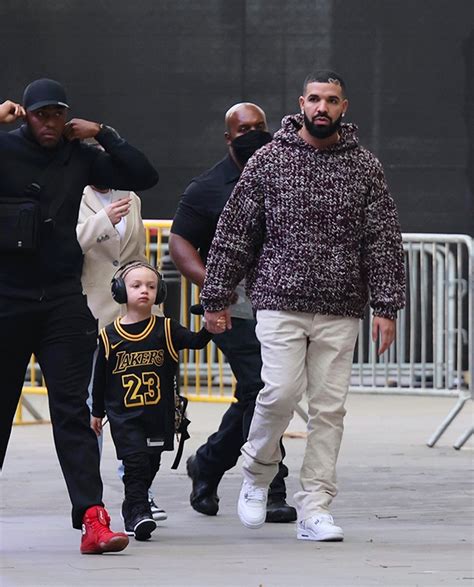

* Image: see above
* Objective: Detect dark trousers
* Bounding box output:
[0,293,103,529]
[122,452,161,509]
[195,317,288,499]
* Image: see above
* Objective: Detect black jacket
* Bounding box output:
[0,125,159,300]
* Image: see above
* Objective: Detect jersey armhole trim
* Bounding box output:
[100,329,110,361]
[165,318,179,362]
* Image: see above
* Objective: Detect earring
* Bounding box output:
[342,113,345,117]
[301,110,304,114]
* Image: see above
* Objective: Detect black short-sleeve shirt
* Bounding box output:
[170,155,240,263]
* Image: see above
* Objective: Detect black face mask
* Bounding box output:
[231,130,272,167]
[303,112,343,139]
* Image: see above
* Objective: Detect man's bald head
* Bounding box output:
[224,103,267,134]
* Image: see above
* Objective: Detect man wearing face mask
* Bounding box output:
[169,103,296,523]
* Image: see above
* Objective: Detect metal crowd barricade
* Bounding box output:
[350,233,472,447]
[16,227,473,450]
[352,234,472,393]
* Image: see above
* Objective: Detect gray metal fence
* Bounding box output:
[352,234,472,395]
[351,233,473,448]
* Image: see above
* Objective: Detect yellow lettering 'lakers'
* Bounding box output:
[113,349,164,374]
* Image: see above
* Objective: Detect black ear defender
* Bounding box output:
[111,261,167,305]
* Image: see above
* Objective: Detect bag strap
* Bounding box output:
[171,394,190,470]
[24,140,75,222]
[171,414,191,470]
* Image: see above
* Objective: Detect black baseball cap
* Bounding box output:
[22,78,70,112]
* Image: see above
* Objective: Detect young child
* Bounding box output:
[91,261,216,541]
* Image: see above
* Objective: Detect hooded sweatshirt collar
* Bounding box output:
[273,113,359,153]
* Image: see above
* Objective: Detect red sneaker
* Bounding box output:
[80,505,129,554]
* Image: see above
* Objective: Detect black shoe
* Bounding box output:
[186,455,219,516]
[122,500,157,541]
[265,497,297,523]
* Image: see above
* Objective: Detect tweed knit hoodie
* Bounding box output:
[201,114,405,320]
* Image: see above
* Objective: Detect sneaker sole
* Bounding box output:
[152,511,168,521]
[296,529,344,542]
[134,519,157,541]
[238,504,266,529]
[81,535,129,554]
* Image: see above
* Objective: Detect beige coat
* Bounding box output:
[77,186,147,329]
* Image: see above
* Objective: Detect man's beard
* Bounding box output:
[303,111,343,139]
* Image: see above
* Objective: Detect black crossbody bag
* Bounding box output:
[0,142,73,252]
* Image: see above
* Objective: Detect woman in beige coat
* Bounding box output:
[77,185,147,330]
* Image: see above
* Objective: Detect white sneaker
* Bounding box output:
[149,497,167,521]
[297,513,344,542]
[237,481,268,529]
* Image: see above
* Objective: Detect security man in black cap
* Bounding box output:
[0,79,159,554]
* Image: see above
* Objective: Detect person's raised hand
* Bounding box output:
[0,100,25,124]
[63,118,101,141]
[105,197,132,226]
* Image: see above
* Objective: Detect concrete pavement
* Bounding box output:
[1,394,473,587]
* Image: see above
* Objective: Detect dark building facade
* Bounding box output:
[1,0,472,234]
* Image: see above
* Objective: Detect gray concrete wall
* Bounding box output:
[0,0,472,233]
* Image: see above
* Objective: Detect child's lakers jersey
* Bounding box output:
[92,314,212,458]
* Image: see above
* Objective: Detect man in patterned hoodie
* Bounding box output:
[200,70,405,542]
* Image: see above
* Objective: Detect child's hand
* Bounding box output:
[204,309,231,333]
[202,315,226,332]
[91,416,103,437]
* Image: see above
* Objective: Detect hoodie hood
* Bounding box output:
[273,113,359,153]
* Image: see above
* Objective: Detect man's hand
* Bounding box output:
[91,416,103,437]
[372,316,396,355]
[0,100,25,124]
[106,197,132,226]
[204,308,232,334]
[63,118,101,141]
